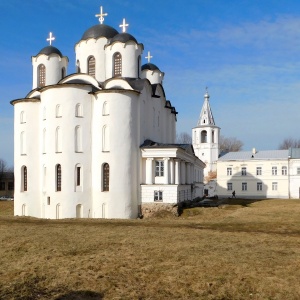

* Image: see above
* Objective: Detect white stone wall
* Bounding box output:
[289,159,300,198]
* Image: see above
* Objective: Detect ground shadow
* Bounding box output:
[55,290,104,300]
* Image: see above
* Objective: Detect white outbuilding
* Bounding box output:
[11,7,205,219]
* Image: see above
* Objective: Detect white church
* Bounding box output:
[11,6,206,219]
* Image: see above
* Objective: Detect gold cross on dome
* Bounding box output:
[145,51,153,63]
[46,32,55,45]
[119,18,129,33]
[95,6,107,24]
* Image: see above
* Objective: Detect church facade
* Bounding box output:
[11,7,205,219]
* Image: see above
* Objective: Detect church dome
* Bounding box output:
[108,32,138,45]
[141,63,160,71]
[81,24,118,40]
[37,46,63,57]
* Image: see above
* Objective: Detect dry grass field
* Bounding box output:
[1,199,300,300]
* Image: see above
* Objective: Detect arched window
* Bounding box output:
[102,163,109,191]
[56,164,62,191]
[282,166,287,175]
[43,129,46,153]
[22,166,27,192]
[113,52,122,77]
[75,126,82,152]
[76,60,81,73]
[201,130,207,143]
[56,104,62,117]
[20,111,26,124]
[212,130,215,143]
[88,56,95,77]
[38,64,46,87]
[102,125,109,152]
[137,55,141,78]
[56,127,62,153]
[75,103,83,117]
[61,67,65,79]
[102,101,109,116]
[20,131,26,155]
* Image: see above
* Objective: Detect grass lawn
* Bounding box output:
[1,199,300,299]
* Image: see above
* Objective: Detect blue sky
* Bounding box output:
[1,0,300,167]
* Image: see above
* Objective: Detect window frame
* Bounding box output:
[256,167,262,176]
[272,166,277,176]
[242,182,247,191]
[102,163,109,192]
[56,164,62,192]
[155,160,164,177]
[113,52,122,77]
[88,56,96,77]
[227,183,233,191]
[272,182,278,191]
[241,167,247,176]
[282,166,287,176]
[154,190,163,202]
[227,168,232,176]
[257,182,262,191]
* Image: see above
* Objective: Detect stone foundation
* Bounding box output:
[141,203,179,218]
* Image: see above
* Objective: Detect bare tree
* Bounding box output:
[205,170,217,183]
[0,159,8,181]
[219,135,243,152]
[278,138,300,150]
[176,132,192,144]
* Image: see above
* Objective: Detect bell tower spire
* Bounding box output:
[192,88,220,181]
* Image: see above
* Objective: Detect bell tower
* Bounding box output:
[192,89,220,181]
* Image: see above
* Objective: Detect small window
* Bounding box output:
[8,182,14,191]
[61,67,66,79]
[272,166,277,176]
[88,56,95,77]
[113,52,122,77]
[38,64,46,87]
[201,130,207,143]
[102,125,109,152]
[22,166,27,192]
[155,160,164,177]
[56,105,62,118]
[257,182,262,191]
[227,183,232,191]
[272,182,278,191]
[102,163,109,191]
[154,191,163,202]
[20,111,26,124]
[47,197,50,205]
[20,131,26,155]
[56,164,62,191]
[76,166,81,186]
[43,107,46,120]
[75,126,82,152]
[56,127,62,153]
[227,168,232,176]
[256,167,262,175]
[282,166,287,176]
[242,182,247,191]
[102,101,109,116]
[241,167,247,176]
[76,60,81,73]
[75,103,83,117]
[0,182,5,190]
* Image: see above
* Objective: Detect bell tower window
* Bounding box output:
[113,53,122,77]
[38,64,46,87]
[88,56,95,77]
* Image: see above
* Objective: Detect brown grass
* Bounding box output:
[1,199,300,299]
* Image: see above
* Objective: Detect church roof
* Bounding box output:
[81,24,119,40]
[140,139,191,150]
[108,32,138,45]
[37,46,63,57]
[218,150,289,161]
[141,63,160,71]
[196,91,215,127]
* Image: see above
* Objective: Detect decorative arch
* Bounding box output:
[55,127,62,152]
[43,128,46,154]
[76,204,83,218]
[38,64,46,87]
[113,52,122,77]
[88,56,95,77]
[20,131,26,155]
[56,104,62,117]
[201,130,207,143]
[102,125,109,152]
[20,111,26,124]
[102,101,109,116]
[75,126,82,152]
[102,163,109,191]
[43,107,46,120]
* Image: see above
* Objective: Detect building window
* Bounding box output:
[227,183,232,191]
[20,111,26,124]
[76,60,81,73]
[282,166,287,175]
[76,166,81,186]
[61,67,65,79]
[154,191,163,202]
[56,104,62,117]
[102,125,109,152]
[102,163,109,191]
[257,182,262,191]
[56,164,62,191]
[75,103,83,117]
[201,130,207,143]
[23,166,27,192]
[88,56,95,77]
[75,126,82,152]
[272,166,277,175]
[43,107,46,120]
[102,101,109,116]
[272,182,278,191]
[20,131,26,155]
[227,168,232,176]
[8,182,14,190]
[56,127,62,153]
[256,167,262,175]
[242,182,247,191]
[38,64,46,87]
[241,167,247,176]
[0,182,5,190]
[155,160,164,177]
[113,52,122,77]
[138,55,141,78]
